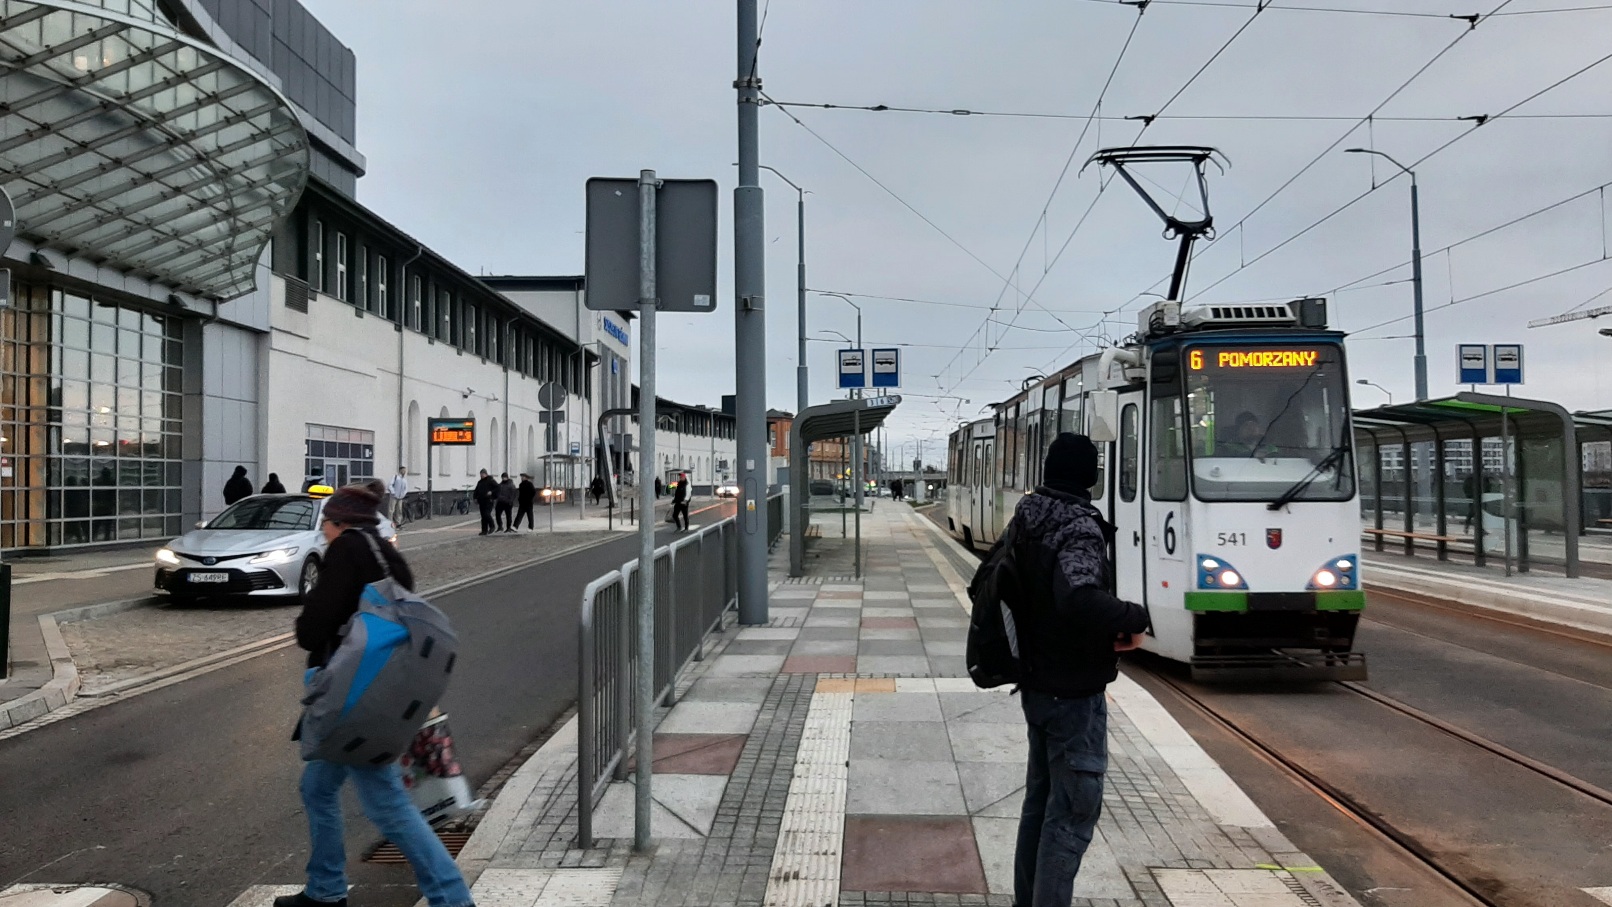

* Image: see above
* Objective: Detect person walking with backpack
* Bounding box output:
[495,473,517,532]
[1001,433,1149,907]
[282,485,475,907]
[473,469,498,535]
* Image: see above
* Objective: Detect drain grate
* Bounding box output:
[365,829,472,864]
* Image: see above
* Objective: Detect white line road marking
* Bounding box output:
[1584,887,1612,905]
[221,886,302,907]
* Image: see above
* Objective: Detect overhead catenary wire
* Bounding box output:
[764,99,1612,125]
[1350,255,1612,336]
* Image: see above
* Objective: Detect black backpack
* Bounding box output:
[966,523,1026,689]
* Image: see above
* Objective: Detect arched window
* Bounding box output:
[407,400,422,475]
[490,417,501,475]
[438,406,452,476]
[465,410,477,476]
[527,426,536,476]
[509,422,517,475]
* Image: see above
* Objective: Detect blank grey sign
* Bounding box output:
[585,177,718,313]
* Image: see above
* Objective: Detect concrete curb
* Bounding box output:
[454,714,579,887]
[1366,561,1612,637]
[0,532,625,734]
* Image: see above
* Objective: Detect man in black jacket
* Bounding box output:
[283,485,474,907]
[670,471,691,531]
[473,469,497,535]
[1008,433,1149,907]
[223,465,253,506]
[515,474,537,530]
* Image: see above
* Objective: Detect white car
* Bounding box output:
[715,483,740,498]
[154,491,398,601]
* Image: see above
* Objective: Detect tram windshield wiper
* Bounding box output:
[1266,442,1351,512]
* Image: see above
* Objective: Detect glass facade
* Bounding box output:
[304,424,375,489]
[0,280,184,549]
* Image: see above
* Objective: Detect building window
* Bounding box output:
[304,424,375,488]
[335,233,348,301]
[439,290,452,343]
[377,256,390,318]
[410,275,422,330]
[311,220,324,291]
[358,248,369,310]
[465,304,478,355]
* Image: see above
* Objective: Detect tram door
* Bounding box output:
[1111,397,1147,607]
[977,437,996,543]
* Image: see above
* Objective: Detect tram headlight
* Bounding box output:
[1197,555,1248,590]
[1308,555,1358,590]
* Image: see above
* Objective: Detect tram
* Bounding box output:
[947,297,1366,680]
[949,145,1366,679]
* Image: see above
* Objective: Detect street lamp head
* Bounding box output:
[1600,327,1612,337]
[1344,148,1369,154]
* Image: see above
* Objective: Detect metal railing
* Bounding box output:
[577,496,782,847]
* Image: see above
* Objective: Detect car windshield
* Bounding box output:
[208,497,317,530]
[1184,344,1355,502]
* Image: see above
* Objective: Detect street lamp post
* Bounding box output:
[1355,378,1393,406]
[756,166,808,420]
[1346,148,1427,402]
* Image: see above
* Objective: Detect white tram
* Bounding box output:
[948,298,1366,680]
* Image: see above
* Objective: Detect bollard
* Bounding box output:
[0,563,10,679]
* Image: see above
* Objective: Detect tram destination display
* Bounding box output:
[1188,347,1325,370]
[428,418,476,445]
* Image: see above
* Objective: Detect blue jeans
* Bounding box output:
[299,759,474,907]
[1014,689,1108,907]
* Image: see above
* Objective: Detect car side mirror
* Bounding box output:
[195,521,208,530]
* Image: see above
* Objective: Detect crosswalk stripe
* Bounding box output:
[0,886,138,907]
[221,885,303,907]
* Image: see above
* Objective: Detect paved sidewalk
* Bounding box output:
[454,504,1363,906]
[1364,548,1612,636]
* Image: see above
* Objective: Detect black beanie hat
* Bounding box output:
[323,485,380,526]
[1043,432,1099,495]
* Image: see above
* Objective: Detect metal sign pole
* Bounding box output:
[734,0,769,626]
[634,168,659,852]
[425,443,433,520]
[853,406,862,578]
[1502,388,1512,577]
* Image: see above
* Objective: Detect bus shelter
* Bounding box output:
[1352,392,1583,577]
[789,396,900,577]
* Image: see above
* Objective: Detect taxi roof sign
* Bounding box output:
[306,484,335,498]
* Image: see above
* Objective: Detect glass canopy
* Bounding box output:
[0,0,309,299]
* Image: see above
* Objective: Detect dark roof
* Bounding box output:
[479,274,634,320]
[767,409,795,420]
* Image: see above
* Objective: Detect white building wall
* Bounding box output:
[264,276,598,498]
[199,322,261,518]
[648,425,737,490]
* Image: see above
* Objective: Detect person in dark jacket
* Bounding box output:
[262,473,287,494]
[223,465,253,506]
[654,476,663,498]
[515,474,537,530]
[495,474,516,532]
[473,469,497,535]
[283,485,474,907]
[1006,433,1149,907]
[671,471,691,531]
[589,474,606,506]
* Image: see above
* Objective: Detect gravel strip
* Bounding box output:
[59,529,619,694]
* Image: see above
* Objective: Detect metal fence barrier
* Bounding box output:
[576,494,781,846]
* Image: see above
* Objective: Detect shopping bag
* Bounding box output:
[398,711,481,825]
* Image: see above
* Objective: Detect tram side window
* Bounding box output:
[1150,394,1188,501]
[1119,404,1139,502]
[1060,376,1082,434]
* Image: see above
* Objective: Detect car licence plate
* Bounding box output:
[189,572,228,583]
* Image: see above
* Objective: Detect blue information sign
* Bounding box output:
[838,348,866,389]
[1457,344,1490,385]
[871,348,900,388]
[1492,344,1523,384]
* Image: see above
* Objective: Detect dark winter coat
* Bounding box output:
[496,478,517,507]
[261,476,287,494]
[1005,487,1149,697]
[518,479,537,507]
[223,466,253,505]
[672,480,689,504]
[474,475,498,505]
[295,527,414,669]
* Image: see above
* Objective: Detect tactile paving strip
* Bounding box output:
[762,684,854,907]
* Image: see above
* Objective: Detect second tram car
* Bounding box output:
[948,298,1366,680]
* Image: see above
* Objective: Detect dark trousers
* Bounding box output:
[478,500,494,534]
[515,503,534,529]
[1015,689,1107,907]
[495,502,513,531]
[672,500,690,530]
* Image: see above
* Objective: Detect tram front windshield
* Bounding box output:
[1184,344,1354,502]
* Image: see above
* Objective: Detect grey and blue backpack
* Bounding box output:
[299,532,459,766]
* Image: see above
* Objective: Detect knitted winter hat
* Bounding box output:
[323,485,380,526]
[1042,432,1099,495]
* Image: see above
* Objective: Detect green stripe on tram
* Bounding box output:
[1316,590,1366,611]
[1184,592,1248,612]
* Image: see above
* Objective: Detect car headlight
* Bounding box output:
[156,548,180,567]
[248,547,299,566]
[1308,555,1357,590]
[1196,554,1248,590]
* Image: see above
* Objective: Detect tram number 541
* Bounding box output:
[1216,532,1247,546]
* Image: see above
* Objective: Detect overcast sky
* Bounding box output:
[304,0,1612,460]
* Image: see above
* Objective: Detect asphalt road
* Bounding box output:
[0,509,729,907]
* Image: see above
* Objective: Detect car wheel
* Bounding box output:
[299,556,321,597]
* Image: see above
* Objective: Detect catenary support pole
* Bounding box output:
[1410,174,1428,402]
[734,0,769,625]
[634,168,658,851]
